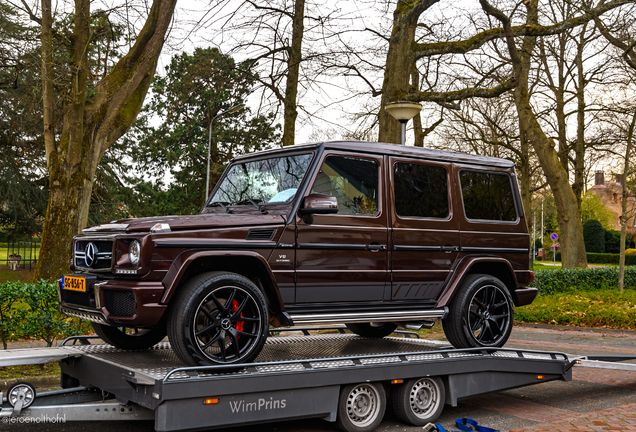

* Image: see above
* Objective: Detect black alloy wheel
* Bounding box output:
[168,272,268,366]
[443,274,513,348]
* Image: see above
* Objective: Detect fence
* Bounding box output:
[2,238,41,271]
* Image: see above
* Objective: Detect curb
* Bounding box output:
[0,375,59,393]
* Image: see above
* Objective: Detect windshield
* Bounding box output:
[209,153,314,206]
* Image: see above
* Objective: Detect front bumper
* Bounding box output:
[57,275,167,327]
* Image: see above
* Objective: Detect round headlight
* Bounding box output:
[129,240,141,266]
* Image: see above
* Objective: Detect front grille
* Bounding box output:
[103,290,136,316]
[75,239,113,271]
[246,228,276,240]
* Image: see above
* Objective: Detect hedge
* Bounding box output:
[554,252,636,265]
[0,281,92,349]
[533,267,636,295]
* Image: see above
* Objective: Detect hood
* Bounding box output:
[82,213,287,234]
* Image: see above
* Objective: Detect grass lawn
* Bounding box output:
[0,363,60,380]
[0,267,35,283]
[515,289,636,329]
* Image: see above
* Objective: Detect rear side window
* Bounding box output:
[393,162,449,218]
[460,171,517,221]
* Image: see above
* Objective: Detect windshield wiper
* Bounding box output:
[207,201,232,214]
[235,198,268,214]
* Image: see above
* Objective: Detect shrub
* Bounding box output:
[534,238,543,251]
[626,248,636,255]
[604,229,623,254]
[533,267,636,295]
[0,281,92,347]
[555,252,636,265]
[583,219,605,253]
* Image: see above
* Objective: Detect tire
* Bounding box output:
[336,382,386,432]
[7,382,36,408]
[92,323,166,350]
[442,274,514,349]
[345,322,397,338]
[167,271,269,366]
[392,377,445,425]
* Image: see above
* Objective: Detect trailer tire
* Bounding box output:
[345,322,397,338]
[92,323,167,350]
[442,274,513,348]
[7,382,36,408]
[167,271,269,366]
[392,376,445,425]
[336,382,386,432]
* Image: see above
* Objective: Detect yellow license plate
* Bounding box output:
[64,276,86,292]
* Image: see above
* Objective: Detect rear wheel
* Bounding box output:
[336,382,386,432]
[345,322,397,338]
[167,271,269,366]
[392,376,445,425]
[442,274,513,348]
[92,323,166,350]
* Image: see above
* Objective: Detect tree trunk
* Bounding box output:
[618,112,636,292]
[34,0,177,281]
[281,0,305,147]
[379,1,439,143]
[573,26,588,209]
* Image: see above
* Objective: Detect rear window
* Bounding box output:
[393,162,449,218]
[460,171,517,221]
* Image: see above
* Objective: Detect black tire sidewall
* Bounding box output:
[168,272,269,366]
[91,322,166,350]
[443,274,514,348]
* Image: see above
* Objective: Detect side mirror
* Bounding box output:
[299,194,338,224]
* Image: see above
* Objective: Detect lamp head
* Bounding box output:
[385,101,422,122]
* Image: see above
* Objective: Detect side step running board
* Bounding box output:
[289,308,447,325]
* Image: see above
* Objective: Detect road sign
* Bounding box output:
[550,233,558,241]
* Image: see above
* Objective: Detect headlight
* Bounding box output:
[129,240,141,266]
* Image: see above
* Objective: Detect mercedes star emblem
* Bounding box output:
[85,242,97,268]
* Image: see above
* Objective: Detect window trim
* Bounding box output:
[306,152,383,218]
[391,159,452,221]
[458,168,520,224]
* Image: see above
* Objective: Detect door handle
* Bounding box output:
[367,243,387,252]
[441,245,458,253]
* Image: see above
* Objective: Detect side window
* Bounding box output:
[394,162,449,218]
[460,171,517,221]
[310,156,379,215]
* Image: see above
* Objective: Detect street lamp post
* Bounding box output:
[205,103,245,200]
[385,102,423,145]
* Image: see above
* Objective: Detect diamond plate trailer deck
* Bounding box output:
[0,330,579,431]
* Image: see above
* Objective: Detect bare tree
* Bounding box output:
[33,0,177,281]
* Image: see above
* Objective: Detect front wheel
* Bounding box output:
[167,271,269,366]
[345,322,397,338]
[442,274,513,348]
[336,382,386,432]
[92,323,166,350]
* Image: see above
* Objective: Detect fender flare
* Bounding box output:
[159,249,285,313]
[436,256,519,307]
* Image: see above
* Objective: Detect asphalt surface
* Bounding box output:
[2,324,636,432]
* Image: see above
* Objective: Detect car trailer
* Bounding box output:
[1,328,636,432]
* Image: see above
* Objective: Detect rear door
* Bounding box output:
[389,157,460,302]
[295,152,389,303]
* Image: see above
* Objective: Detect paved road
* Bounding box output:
[2,324,636,432]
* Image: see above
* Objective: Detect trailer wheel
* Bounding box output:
[92,323,167,350]
[443,274,513,348]
[336,382,386,432]
[168,272,269,366]
[392,377,444,425]
[345,322,397,338]
[7,382,36,409]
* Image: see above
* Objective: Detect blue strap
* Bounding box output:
[434,418,499,432]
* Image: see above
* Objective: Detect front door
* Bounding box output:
[295,152,388,303]
[389,157,460,302]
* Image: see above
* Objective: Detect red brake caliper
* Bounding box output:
[231,300,244,338]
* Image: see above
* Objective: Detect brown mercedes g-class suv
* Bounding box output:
[59,141,536,365]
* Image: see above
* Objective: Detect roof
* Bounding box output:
[233,141,516,169]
